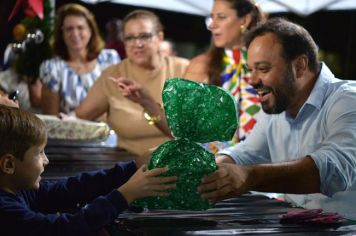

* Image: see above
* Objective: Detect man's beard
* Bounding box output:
[260,64,297,114]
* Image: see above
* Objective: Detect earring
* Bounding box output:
[240,25,246,34]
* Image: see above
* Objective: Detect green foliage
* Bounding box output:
[14,0,53,81]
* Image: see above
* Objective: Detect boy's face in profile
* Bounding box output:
[12,141,49,192]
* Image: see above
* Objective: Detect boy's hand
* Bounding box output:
[118,165,177,204]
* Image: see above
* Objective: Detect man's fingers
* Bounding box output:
[200,184,232,201]
[198,175,230,193]
[201,167,228,184]
[197,181,216,193]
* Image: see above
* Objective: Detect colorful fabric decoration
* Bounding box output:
[203,48,262,154]
[136,78,237,210]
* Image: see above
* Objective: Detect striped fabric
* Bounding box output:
[40,49,120,114]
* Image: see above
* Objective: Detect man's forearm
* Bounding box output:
[248,156,321,194]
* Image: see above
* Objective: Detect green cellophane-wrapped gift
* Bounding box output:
[136,78,237,210]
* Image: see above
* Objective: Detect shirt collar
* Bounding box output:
[285,62,334,122]
[304,62,335,111]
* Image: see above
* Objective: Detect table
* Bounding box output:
[41,139,356,235]
[43,138,136,180]
[112,193,356,235]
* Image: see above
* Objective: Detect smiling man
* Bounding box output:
[198,18,356,220]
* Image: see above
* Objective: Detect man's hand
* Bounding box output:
[198,163,252,202]
[215,154,236,164]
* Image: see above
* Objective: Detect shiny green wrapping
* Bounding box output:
[137,78,237,210]
[137,139,216,210]
[163,78,237,142]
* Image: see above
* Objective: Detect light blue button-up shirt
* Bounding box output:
[219,63,356,220]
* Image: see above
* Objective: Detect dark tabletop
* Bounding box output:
[112,193,356,236]
[43,138,136,180]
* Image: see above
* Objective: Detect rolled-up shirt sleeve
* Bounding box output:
[309,88,356,197]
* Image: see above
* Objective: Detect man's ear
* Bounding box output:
[0,154,16,174]
[293,55,308,78]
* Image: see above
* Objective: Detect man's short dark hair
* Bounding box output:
[244,17,319,73]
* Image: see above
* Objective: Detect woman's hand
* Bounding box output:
[108,76,154,107]
[118,165,177,204]
[108,76,173,137]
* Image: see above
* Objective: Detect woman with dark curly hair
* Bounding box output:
[184,0,266,153]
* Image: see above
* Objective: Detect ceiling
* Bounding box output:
[80,0,356,17]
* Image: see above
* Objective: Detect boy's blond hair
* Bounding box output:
[0,105,47,160]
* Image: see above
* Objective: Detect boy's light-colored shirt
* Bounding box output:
[219,63,356,220]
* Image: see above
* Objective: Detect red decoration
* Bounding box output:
[8,0,44,21]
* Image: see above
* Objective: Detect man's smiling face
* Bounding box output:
[247,33,297,114]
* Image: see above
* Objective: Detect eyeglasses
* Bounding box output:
[123,32,155,45]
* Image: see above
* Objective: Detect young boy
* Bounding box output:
[0,105,176,236]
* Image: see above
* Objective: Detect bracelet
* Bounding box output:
[143,112,161,125]
[143,103,163,125]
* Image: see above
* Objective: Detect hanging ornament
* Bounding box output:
[11,42,26,54]
[11,28,44,55]
[25,29,44,44]
[13,23,27,41]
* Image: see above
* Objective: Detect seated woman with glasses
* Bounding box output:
[75,9,189,157]
[184,0,266,153]
[40,4,120,115]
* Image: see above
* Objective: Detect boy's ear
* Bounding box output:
[0,154,16,174]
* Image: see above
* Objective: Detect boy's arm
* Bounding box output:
[36,161,137,213]
[0,188,129,236]
[0,162,176,236]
